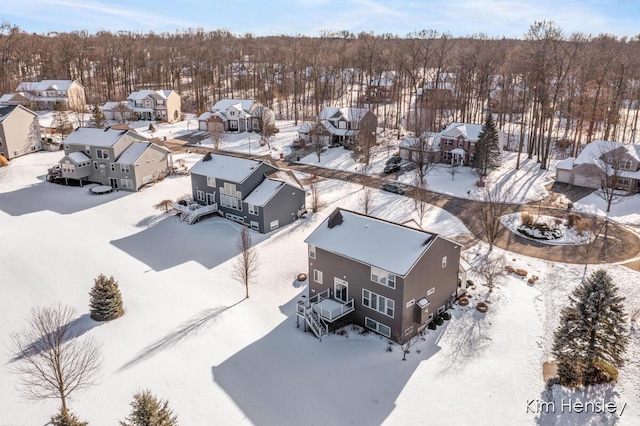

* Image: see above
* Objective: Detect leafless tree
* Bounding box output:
[154,199,174,213]
[232,226,259,299]
[112,103,131,125]
[206,118,225,150]
[309,121,327,163]
[358,173,373,215]
[576,218,605,280]
[413,174,431,227]
[401,332,425,361]
[595,142,632,213]
[9,303,102,417]
[407,133,439,186]
[71,105,88,128]
[476,252,506,292]
[447,163,460,181]
[473,186,511,251]
[355,112,377,166]
[309,174,323,212]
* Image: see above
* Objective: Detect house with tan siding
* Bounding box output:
[0,105,41,160]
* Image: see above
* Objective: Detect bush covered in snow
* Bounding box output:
[517,221,563,241]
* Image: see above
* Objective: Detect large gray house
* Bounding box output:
[50,127,170,191]
[184,152,306,233]
[300,208,461,344]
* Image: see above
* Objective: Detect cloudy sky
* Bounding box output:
[1,0,638,39]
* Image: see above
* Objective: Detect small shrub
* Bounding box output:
[476,302,489,313]
[335,329,348,337]
[515,269,528,277]
[121,389,178,426]
[51,411,88,426]
[359,328,370,336]
[521,212,534,226]
[466,279,474,287]
[574,219,590,236]
[553,218,562,225]
[435,316,444,326]
[566,213,580,228]
[532,275,539,281]
[427,321,437,330]
[505,265,515,273]
[594,359,619,383]
[458,297,469,306]
[527,278,536,284]
[441,312,451,320]
[386,344,393,352]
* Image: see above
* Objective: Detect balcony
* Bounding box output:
[174,199,218,224]
[308,289,355,323]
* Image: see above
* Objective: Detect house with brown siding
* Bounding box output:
[300,208,461,344]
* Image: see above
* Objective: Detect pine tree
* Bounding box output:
[53,101,74,138]
[89,274,124,321]
[51,410,88,426]
[120,389,178,426]
[91,104,107,128]
[472,113,501,183]
[552,269,628,387]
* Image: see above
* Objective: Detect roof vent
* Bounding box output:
[327,210,344,229]
[202,152,212,162]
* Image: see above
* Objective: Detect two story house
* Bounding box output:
[12,80,86,111]
[51,127,170,191]
[299,208,461,344]
[299,107,377,150]
[0,105,41,160]
[400,122,505,167]
[197,99,275,133]
[555,140,640,192]
[127,90,182,123]
[184,153,306,232]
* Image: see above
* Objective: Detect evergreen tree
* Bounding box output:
[53,101,74,138]
[120,389,178,426]
[89,274,124,321]
[51,410,88,426]
[472,113,501,183]
[91,104,107,128]
[552,269,628,387]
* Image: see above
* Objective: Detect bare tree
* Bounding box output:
[112,103,131,125]
[595,142,632,213]
[358,173,373,215]
[407,133,439,185]
[476,252,506,292]
[575,217,605,280]
[206,118,225,150]
[401,332,425,361]
[309,122,327,163]
[473,186,511,251]
[447,162,460,181]
[232,226,259,299]
[309,174,323,212]
[9,304,102,417]
[355,111,377,166]
[71,105,88,128]
[154,199,174,213]
[413,174,431,227]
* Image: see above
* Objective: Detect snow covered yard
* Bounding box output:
[0,151,638,425]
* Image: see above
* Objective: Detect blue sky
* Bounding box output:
[1,0,639,38]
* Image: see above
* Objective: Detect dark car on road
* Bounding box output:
[382,183,405,195]
[383,163,401,174]
[386,155,402,165]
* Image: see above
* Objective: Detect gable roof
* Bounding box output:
[212,99,255,113]
[0,105,19,122]
[16,80,77,92]
[243,178,285,206]
[189,152,274,183]
[573,140,622,166]
[304,208,437,276]
[441,122,483,141]
[128,89,175,101]
[67,151,91,163]
[62,127,143,148]
[318,107,371,122]
[116,142,152,164]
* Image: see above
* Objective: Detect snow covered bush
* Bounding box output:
[89,274,124,321]
[120,389,178,426]
[51,410,88,426]
[517,221,563,241]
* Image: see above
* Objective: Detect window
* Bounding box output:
[442,256,447,268]
[142,175,153,184]
[93,161,98,170]
[248,204,258,215]
[371,266,396,288]
[406,299,415,308]
[437,306,446,314]
[405,326,414,335]
[230,110,236,117]
[110,163,116,172]
[84,145,90,154]
[428,313,434,322]
[443,139,453,146]
[120,179,133,189]
[427,287,435,296]
[196,190,205,202]
[220,194,241,210]
[207,176,216,187]
[250,221,259,231]
[308,245,316,259]
[362,289,395,318]
[223,182,236,195]
[96,149,109,159]
[270,220,279,230]
[621,160,633,170]
[225,213,244,223]
[365,317,391,338]
[313,269,323,284]
[120,164,130,173]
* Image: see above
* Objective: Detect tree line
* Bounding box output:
[1,21,640,161]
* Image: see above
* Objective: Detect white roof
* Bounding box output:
[0,94,17,102]
[243,178,284,206]
[189,153,266,183]
[212,99,255,113]
[399,132,439,150]
[102,101,126,110]
[574,140,622,165]
[128,89,174,101]
[67,151,91,163]
[318,107,370,122]
[16,80,76,92]
[116,142,151,164]
[441,122,483,141]
[62,128,135,148]
[555,157,575,170]
[304,209,435,276]
[268,170,303,190]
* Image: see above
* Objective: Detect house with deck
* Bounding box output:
[299,208,461,344]
[49,127,170,191]
[555,140,640,192]
[197,99,275,133]
[0,105,41,160]
[178,152,306,231]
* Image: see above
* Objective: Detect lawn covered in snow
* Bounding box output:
[0,151,638,425]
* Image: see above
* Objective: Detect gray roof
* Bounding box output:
[305,208,436,276]
[67,151,91,163]
[189,153,271,183]
[63,128,141,148]
[0,105,18,122]
[243,178,284,206]
[116,142,151,164]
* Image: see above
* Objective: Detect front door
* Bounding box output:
[334,278,348,303]
[109,177,118,189]
[206,193,216,205]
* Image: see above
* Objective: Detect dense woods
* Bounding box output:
[1,21,640,160]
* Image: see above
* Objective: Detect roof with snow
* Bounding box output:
[318,107,370,122]
[304,208,436,276]
[116,142,152,164]
[399,132,439,150]
[16,80,78,92]
[267,170,303,190]
[0,105,18,122]
[212,99,255,113]
[128,89,175,101]
[63,128,141,148]
[189,153,272,183]
[243,178,285,206]
[102,101,126,110]
[441,122,483,141]
[573,140,622,165]
[67,151,91,163]
[555,157,575,171]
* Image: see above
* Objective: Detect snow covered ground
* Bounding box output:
[1,151,638,425]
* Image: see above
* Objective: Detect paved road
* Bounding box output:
[172,143,640,266]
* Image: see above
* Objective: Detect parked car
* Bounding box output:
[385,155,402,165]
[383,163,401,174]
[382,183,405,195]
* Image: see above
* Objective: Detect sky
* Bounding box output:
[1,0,639,39]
